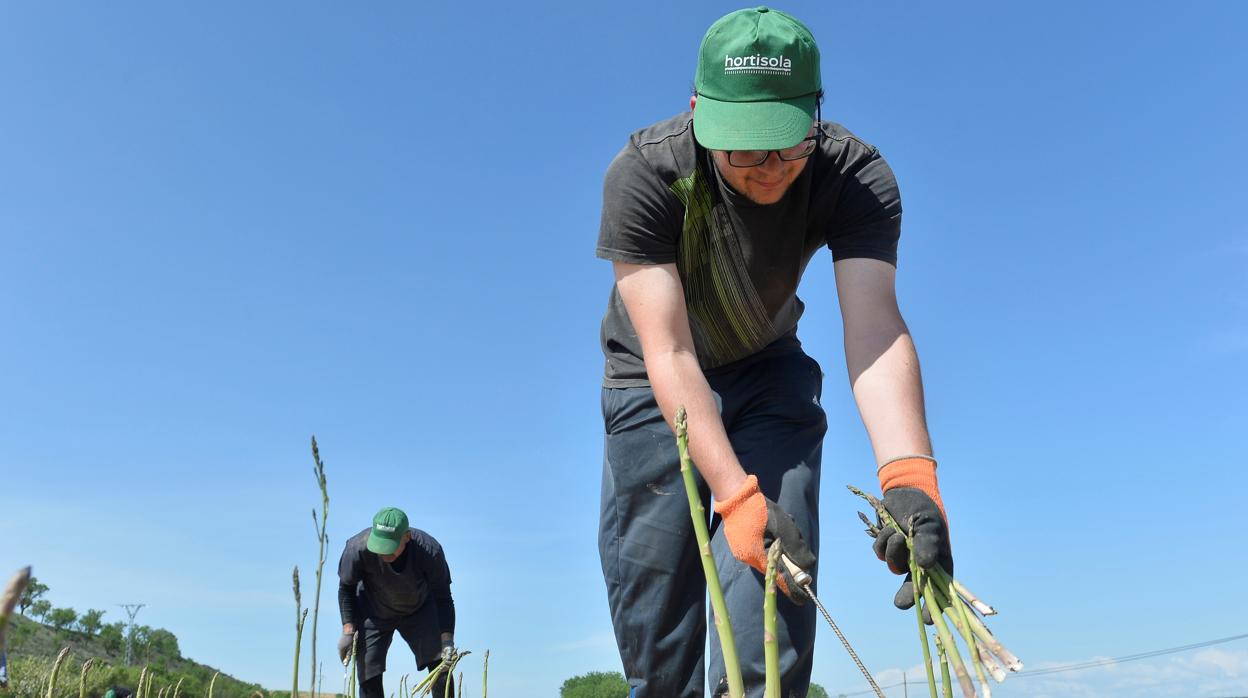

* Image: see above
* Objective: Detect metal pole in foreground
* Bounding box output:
[118,604,145,666]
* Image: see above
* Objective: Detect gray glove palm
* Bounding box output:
[337,632,356,666]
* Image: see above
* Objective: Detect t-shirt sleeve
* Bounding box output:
[337,541,361,587]
[825,148,903,265]
[595,141,683,265]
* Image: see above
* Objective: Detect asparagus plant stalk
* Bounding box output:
[911,557,937,698]
[208,672,219,698]
[675,407,744,698]
[136,667,149,698]
[920,579,974,697]
[849,484,1022,696]
[951,580,994,616]
[0,568,31,690]
[78,659,94,698]
[943,575,990,697]
[173,677,183,698]
[935,635,952,698]
[763,541,782,698]
[309,437,330,698]
[482,650,489,698]
[293,567,308,698]
[46,647,70,698]
[347,634,358,698]
[929,584,1019,674]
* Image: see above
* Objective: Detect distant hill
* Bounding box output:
[2,615,267,698]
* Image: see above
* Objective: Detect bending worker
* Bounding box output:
[337,507,456,698]
[596,6,954,696]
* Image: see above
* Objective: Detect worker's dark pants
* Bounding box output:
[356,604,451,698]
[599,351,825,698]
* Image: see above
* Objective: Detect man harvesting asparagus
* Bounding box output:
[595,7,954,696]
[337,507,456,698]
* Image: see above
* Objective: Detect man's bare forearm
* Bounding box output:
[846,324,933,467]
[645,348,748,501]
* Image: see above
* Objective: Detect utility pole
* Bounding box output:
[118,604,145,666]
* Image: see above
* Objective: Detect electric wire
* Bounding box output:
[833,632,1248,697]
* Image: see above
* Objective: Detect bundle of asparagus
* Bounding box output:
[849,485,1022,698]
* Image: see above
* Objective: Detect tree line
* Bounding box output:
[16,577,178,663]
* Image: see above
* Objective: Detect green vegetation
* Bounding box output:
[0,612,263,698]
[559,671,628,697]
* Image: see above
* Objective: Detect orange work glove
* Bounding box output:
[714,474,816,604]
[872,456,954,619]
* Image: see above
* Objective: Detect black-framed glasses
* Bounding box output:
[723,102,823,168]
[725,136,819,167]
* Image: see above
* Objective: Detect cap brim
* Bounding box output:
[367,533,400,555]
[693,93,816,151]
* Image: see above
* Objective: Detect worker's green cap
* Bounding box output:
[104,690,116,698]
[367,507,409,555]
[693,7,821,151]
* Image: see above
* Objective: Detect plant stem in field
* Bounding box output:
[482,649,488,698]
[921,579,974,697]
[309,437,330,698]
[0,567,31,641]
[763,541,781,698]
[347,634,358,698]
[293,567,307,698]
[943,575,989,698]
[948,577,994,616]
[173,677,183,698]
[929,584,1020,673]
[77,659,94,698]
[975,647,1006,683]
[136,668,148,698]
[676,407,744,698]
[46,647,70,698]
[0,568,30,689]
[208,672,219,698]
[910,561,937,698]
[935,635,952,698]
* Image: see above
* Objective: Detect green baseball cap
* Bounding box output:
[693,7,821,151]
[367,507,409,555]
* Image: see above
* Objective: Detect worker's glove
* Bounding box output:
[337,631,357,666]
[714,474,816,605]
[872,457,953,622]
[439,639,455,664]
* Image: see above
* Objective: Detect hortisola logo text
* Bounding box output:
[724,53,792,75]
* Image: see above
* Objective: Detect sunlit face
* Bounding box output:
[710,145,811,205]
[691,94,814,205]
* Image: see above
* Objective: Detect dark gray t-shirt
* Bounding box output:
[338,527,454,631]
[596,112,902,387]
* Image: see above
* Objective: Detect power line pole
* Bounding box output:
[118,604,145,666]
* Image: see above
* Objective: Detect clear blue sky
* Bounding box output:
[2,2,1245,696]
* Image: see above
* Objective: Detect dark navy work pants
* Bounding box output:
[598,351,826,698]
[355,601,450,698]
